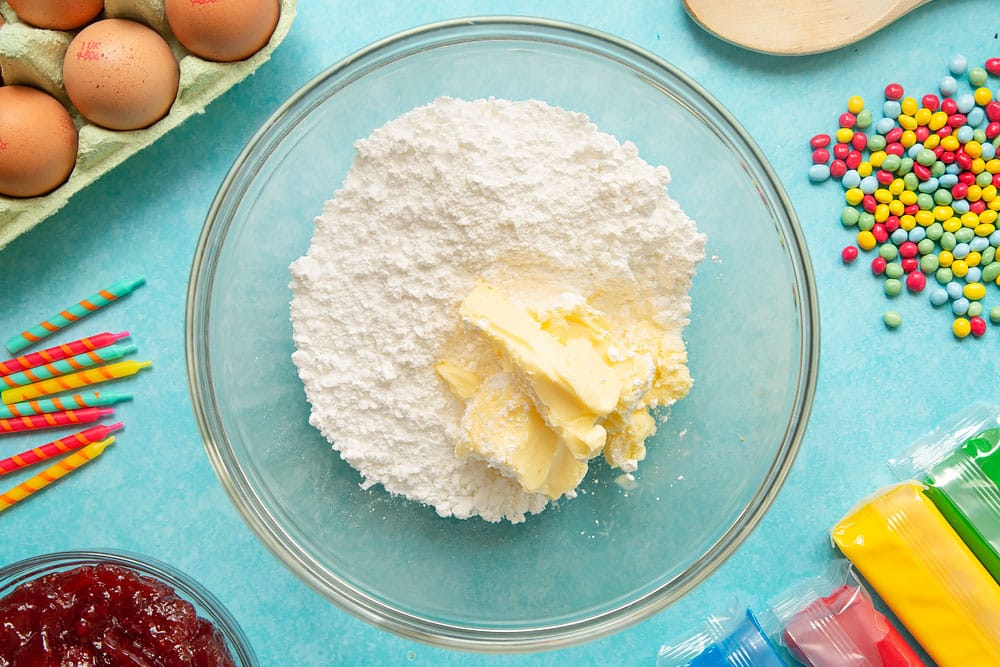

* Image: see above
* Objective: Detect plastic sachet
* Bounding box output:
[656,607,786,667]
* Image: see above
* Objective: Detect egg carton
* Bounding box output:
[0,0,297,250]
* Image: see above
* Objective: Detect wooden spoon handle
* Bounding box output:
[684,0,932,56]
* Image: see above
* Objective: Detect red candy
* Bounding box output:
[986,102,1000,123]
[906,271,926,292]
[959,171,977,185]
[846,150,862,169]
[948,113,967,128]
[921,94,940,111]
[971,200,987,214]
[956,152,973,170]
[904,204,920,216]
[871,256,887,275]
[932,145,945,158]
[912,163,931,181]
[987,122,1000,140]
[872,223,888,243]
[942,98,958,115]
[885,215,900,232]
[953,183,969,199]
[833,142,851,159]
[993,173,1000,189]
[898,241,918,259]
[885,127,903,143]
[941,150,957,164]
[986,57,1000,76]
[885,142,905,156]
[810,133,832,148]
[842,245,859,263]
[812,148,830,164]
[839,112,857,128]
[830,159,847,178]
[971,316,987,337]
[876,169,895,185]
[914,126,931,143]
[901,257,919,273]
[937,126,954,138]
[884,83,904,100]
[862,194,878,213]
[851,132,868,150]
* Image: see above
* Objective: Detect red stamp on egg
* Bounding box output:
[76,40,102,61]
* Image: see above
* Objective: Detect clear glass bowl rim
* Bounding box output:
[0,548,258,666]
[185,15,819,653]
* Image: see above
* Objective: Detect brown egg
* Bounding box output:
[63,19,179,131]
[0,86,78,198]
[7,0,104,31]
[165,0,279,62]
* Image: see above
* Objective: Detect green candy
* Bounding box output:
[883,310,902,328]
[881,154,901,172]
[982,261,1000,283]
[884,278,903,296]
[857,109,873,129]
[955,227,975,243]
[982,246,996,265]
[991,306,1000,324]
[941,231,957,250]
[917,148,937,166]
[931,161,946,178]
[936,267,954,284]
[917,193,935,210]
[858,213,875,230]
[898,157,914,176]
[919,254,939,275]
[970,67,988,87]
[841,206,860,227]
[918,238,936,255]
[903,172,919,190]
[968,301,984,318]
[926,222,944,240]
[977,172,993,188]
[885,262,904,279]
[879,243,899,260]
[868,135,887,152]
[974,128,987,144]
[934,189,953,205]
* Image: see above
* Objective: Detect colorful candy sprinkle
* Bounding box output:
[809,54,1000,338]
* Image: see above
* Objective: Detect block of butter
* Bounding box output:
[0,0,297,250]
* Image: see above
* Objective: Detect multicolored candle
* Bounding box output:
[0,331,130,377]
[0,392,132,420]
[1,360,151,404]
[0,423,123,475]
[5,277,146,354]
[1,343,138,389]
[0,407,114,435]
[0,437,114,512]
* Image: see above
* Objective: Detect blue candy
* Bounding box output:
[946,281,964,299]
[982,143,997,160]
[940,75,958,96]
[891,228,909,245]
[968,107,985,127]
[970,236,990,252]
[949,55,968,75]
[939,173,959,188]
[953,297,970,315]
[953,199,971,214]
[930,288,949,306]
[956,94,976,114]
[909,227,926,242]
[957,126,975,143]
[918,178,939,193]
[953,242,971,259]
[860,175,879,194]
[842,170,862,189]
[966,266,982,283]
[876,117,896,135]
[808,164,830,182]
[883,100,902,118]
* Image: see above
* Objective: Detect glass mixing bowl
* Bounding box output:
[0,549,257,665]
[186,17,818,652]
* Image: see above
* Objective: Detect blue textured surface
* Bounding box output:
[1,1,998,664]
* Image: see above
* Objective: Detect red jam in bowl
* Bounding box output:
[0,563,236,666]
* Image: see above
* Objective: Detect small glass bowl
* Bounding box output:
[187,17,818,652]
[0,549,257,666]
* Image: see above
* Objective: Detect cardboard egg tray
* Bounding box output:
[0,0,297,250]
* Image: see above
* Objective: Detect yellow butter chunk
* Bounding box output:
[831,482,1000,666]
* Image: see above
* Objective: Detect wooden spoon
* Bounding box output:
[683,0,932,56]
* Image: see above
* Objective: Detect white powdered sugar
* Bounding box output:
[289,97,704,523]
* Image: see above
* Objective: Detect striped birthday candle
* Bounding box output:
[0,423,123,475]
[0,407,114,435]
[6,277,145,353]
[0,438,114,512]
[1,343,137,388]
[1,360,151,404]
[0,332,130,377]
[0,392,132,420]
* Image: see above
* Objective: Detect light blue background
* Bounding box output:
[1,1,998,664]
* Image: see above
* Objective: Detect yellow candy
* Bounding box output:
[968,185,983,202]
[857,230,877,250]
[952,259,969,278]
[923,134,941,149]
[848,95,865,114]
[846,188,864,206]
[889,178,905,196]
[900,130,917,148]
[929,111,949,131]
[857,161,873,177]
[898,114,918,131]
[870,150,887,168]
[967,251,982,267]
[965,283,986,300]
[977,224,997,237]
[953,317,972,338]
[983,185,997,203]
[941,135,961,151]
[962,212,980,228]
[943,217,962,233]
[889,199,905,216]
[981,209,999,225]
[972,158,986,174]
[991,198,1000,211]
[933,205,954,221]
[899,190,918,205]
[966,141,983,159]
[975,87,993,106]
[899,215,916,231]
[836,127,854,144]
[914,107,932,126]
[988,159,1000,174]
[938,250,954,267]
[874,188,893,204]
[875,204,890,223]
[900,96,918,115]
[914,210,934,226]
